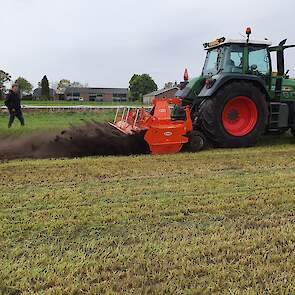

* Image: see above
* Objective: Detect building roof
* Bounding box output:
[143,87,179,97]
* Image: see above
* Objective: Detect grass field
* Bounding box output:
[0,100,142,107]
[1,112,295,294]
[0,111,115,136]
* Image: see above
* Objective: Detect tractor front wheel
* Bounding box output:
[197,82,268,148]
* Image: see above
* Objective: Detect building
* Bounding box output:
[143,87,179,105]
[63,87,128,102]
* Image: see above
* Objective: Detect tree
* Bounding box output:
[164,81,174,89]
[129,74,157,101]
[57,79,71,94]
[164,81,179,89]
[0,70,11,99]
[71,81,88,88]
[15,77,33,96]
[51,81,59,91]
[41,75,50,99]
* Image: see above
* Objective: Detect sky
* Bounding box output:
[1,0,295,89]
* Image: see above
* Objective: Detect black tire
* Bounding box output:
[183,130,210,152]
[196,81,268,148]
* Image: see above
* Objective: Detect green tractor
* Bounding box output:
[177,28,295,148]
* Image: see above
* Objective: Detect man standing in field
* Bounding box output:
[5,84,25,128]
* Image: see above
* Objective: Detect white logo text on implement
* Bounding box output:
[164,132,173,137]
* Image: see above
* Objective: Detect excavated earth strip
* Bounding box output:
[0,122,149,160]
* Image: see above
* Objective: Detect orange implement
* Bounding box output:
[109,98,193,155]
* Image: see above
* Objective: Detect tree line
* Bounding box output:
[0,69,162,101]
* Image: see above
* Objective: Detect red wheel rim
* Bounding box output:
[222,96,258,137]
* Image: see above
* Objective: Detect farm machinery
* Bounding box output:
[111,28,295,154]
[110,98,195,154]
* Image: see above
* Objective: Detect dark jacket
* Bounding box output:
[5,90,21,110]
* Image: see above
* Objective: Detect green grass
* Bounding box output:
[0,100,143,107]
[1,112,295,294]
[0,110,115,136]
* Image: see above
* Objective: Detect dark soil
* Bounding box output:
[0,122,149,160]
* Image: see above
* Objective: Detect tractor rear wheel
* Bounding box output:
[197,82,268,148]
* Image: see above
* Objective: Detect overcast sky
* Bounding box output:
[1,0,295,89]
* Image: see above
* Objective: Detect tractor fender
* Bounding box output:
[198,73,270,100]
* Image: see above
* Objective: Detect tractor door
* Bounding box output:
[269,40,286,101]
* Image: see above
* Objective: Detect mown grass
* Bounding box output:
[0,111,115,136]
[0,112,295,294]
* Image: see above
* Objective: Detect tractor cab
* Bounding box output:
[202,38,272,82]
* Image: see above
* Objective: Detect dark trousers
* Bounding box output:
[8,109,25,128]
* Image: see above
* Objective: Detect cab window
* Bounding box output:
[222,44,244,73]
[203,48,221,76]
[248,47,270,75]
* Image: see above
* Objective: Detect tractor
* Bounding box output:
[177,27,295,148]
[112,28,295,154]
